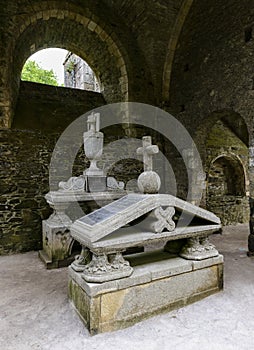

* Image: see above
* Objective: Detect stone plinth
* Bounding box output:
[68,250,223,335]
[39,220,73,269]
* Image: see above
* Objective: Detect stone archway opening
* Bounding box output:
[207,155,248,225]
[208,156,245,197]
[5,5,132,129]
[21,48,102,93]
[12,41,108,132]
[205,117,249,226]
[21,48,67,87]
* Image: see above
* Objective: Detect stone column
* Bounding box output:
[182,147,206,206]
[71,246,92,272]
[247,146,254,256]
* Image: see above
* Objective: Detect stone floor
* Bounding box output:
[1,224,254,350]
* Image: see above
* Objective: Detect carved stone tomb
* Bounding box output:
[68,192,223,334]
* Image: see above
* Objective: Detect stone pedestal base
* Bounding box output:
[39,220,73,269]
[68,251,223,335]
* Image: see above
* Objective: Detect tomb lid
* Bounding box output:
[70,193,220,245]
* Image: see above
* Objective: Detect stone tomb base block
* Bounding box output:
[68,251,223,335]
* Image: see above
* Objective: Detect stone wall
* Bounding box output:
[0,129,52,253]
[13,81,105,132]
[0,82,105,254]
[169,0,253,142]
[64,53,100,92]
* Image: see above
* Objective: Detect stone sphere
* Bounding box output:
[137,171,161,194]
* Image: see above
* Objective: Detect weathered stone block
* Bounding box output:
[39,220,72,268]
[68,253,223,334]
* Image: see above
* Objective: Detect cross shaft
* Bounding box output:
[137,136,159,171]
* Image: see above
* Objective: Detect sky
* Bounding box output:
[27,48,68,85]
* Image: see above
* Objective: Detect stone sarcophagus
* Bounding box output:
[68,192,223,334]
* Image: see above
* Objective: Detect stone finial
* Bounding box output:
[137,136,161,194]
[137,136,159,171]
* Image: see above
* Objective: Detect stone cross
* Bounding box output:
[87,112,100,132]
[137,136,159,171]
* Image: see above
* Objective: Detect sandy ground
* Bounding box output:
[1,223,254,350]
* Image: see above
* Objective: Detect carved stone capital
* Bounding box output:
[180,236,219,260]
[71,247,92,272]
[46,202,72,227]
[82,251,133,283]
[109,252,131,270]
[47,210,72,227]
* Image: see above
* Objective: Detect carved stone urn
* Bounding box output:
[83,112,106,191]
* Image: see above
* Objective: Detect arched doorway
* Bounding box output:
[21,48,104,93]
[207,155,248,225]
[205,117,249,225]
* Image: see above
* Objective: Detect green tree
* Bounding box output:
[21,60,59,86]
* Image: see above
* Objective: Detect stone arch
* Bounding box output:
[68,238,82,257]
[194,110,249,164]
[196,110,250,225]
[191,109,250,212]
[4,2,133,128]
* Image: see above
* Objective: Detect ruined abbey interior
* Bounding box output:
[1,0,254,256]
[2,0,254,346]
